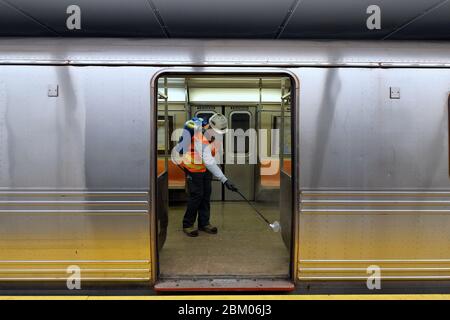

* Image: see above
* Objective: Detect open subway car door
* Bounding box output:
[155,74,295,292]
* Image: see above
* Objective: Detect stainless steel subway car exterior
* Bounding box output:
[1,38,450,290]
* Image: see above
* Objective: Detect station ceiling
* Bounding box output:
[0,0,449,39]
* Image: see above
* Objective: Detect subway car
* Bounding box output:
[0,38,450,293]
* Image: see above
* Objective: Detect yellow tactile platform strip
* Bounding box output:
[0,295,450,300]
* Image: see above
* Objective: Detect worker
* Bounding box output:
[175,114,237,237]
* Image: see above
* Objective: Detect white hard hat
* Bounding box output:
[209,113,228,134]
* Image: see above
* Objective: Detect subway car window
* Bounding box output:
[195,111,215,120]
[230,111,250,154]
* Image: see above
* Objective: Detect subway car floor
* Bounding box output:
[159,201,290,277]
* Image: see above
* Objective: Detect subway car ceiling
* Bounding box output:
[158,78,289,104]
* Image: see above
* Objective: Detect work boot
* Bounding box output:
[199,224,218,234]
[183,227,199,237]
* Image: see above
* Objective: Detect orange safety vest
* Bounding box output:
[181,132,216,173]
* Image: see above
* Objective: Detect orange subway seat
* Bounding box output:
[260,159,292,188]
[168,161,186,188]
[260,159,280,188]
[157,159,186,188]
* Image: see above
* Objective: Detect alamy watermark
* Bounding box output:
[170,128,282,175]
[66,265,81,290]
[366,5,382,30]
[366,265,381,290]
[66,5,81,30]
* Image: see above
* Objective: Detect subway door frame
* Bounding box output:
[150,68,301,285]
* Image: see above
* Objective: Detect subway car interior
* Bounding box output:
[156,76,293,279]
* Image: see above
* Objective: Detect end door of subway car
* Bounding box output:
[154,73,296,291]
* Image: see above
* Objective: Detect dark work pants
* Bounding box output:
[183,171,212,228]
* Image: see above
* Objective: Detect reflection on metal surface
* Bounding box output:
[299,191,450,280]
[0,191,151,281]
[2,39,450,67]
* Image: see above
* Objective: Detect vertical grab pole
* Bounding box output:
[256,78,263,199]
[184,79,190,121]
[164,77,169,168]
